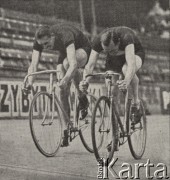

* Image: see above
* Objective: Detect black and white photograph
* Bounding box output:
[0,0,169,179]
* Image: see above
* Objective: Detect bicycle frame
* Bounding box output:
[24,70,78,133]
[86,71,128,141]
[24,69,98,143]
[90,71,147,161]
[107,75,128,141]
[104,72,145,148]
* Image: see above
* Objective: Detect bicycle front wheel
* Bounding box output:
[91,96,117,162]
[29,91,62,157]
[126,99,147,159]
[79,93,97,153]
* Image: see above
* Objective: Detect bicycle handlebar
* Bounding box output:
[85,71,122,79]
[23,70,58,88]
[85,71,127,93]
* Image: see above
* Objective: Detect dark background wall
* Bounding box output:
[0,0,169,32]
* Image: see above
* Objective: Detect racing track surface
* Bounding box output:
[0,115,169,180]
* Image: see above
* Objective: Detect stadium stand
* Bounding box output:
[0,8,169,115]
[137,34,169,84]
[0,8,92,80]
[0,8,67,80]
[0,8,169,85]
[145,1,170,39]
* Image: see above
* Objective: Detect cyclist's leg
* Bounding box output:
[58,65,71,124]
[57,63,71,146]
[122,55,142,106]
[63,48,89,95]
[72,70,89,120]
[122,55,143,124]
[60,48,88,116]
[72,48,88,93]
[63,47,88,92]
[58,48,89,146]
[63,48,89,119]
[74,48,89,118]
[72,70,83,95]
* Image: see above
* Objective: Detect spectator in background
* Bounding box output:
[145,1,170,38]
[24,24,91,146]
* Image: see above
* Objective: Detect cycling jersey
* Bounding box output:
[33,24,91,64]
[92,26,144,57]
[92,26,145,72]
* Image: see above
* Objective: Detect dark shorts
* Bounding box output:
[106,50,145,73]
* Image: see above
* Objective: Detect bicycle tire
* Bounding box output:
[29,91,62,157]
[91,96,118,163]
[126,99,147,159]
[79,93,97,153]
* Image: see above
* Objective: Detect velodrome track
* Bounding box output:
[0,115,169,180]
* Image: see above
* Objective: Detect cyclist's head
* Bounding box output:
[35,26,54,49]
[36,26,51,39]
[101,31,120,54]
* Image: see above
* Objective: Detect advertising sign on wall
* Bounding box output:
[0,81,102,118]
[0,80,164,118]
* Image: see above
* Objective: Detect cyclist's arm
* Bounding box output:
[56,64,64,80]
[83,49,99,82]
[124,44,136,85]
[27,50,40,85]
[62,43,77,82]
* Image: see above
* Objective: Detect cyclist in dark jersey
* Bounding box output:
[24,24,91,146]
[80,26,145,123]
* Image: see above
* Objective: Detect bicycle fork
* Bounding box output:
[41,73,55,126]
[107,80,119,151]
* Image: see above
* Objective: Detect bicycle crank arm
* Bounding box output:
[41,122,53,126]
[70,127,79,132]
[99,129,110,133]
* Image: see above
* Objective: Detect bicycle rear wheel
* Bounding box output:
[79,93,97,153]
[127,99,147,159]
[29,91,62,157]
[91,96,118,162]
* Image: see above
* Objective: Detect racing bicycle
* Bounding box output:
[23,70,97,157]
[88,71,147,163]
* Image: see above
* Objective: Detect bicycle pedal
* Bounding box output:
[70,127,78,132]
[61,133,69,147]
[120,132,124,138]
[84,119,89,124]
[69,136,72,142]
[121,132,128,137]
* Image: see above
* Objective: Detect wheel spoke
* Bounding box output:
[79,94,97,153]
[127,100,147,159]
[30,92,62,157]
[92,96,117,162]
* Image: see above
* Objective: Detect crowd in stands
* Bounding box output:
[136,1,170,39]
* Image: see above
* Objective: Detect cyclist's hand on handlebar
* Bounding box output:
[22,84,32,95]
[117,79,129,90]
[58,78,68,89]
[79,80,89,92]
